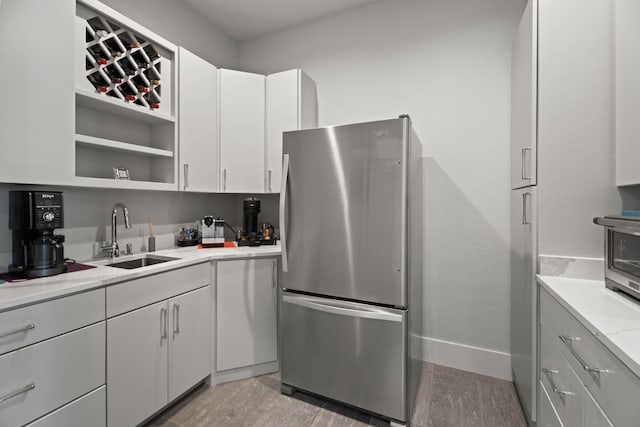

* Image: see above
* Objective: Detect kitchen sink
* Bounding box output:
[105,255,180,269]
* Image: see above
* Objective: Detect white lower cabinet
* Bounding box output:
[107,283,211,427]
[539,286,635,426]
[25,386,106,427]
[216,258,278,374]
[0,322,105,427]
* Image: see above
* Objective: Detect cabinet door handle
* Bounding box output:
[558,335,610,374]
[271,261,276,288]
[521,147,533,180]
[0,323,35,339]
[0,382,35,404]
[173,303,180,334]
[160,307,167,340]
[223,168,227,191]
[183,164,189,190]
[268,170,272,192]
[522,192,531,225]
[280,154,290,272]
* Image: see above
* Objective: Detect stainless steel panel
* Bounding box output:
[281,291,407,422]
[282,119,406,306]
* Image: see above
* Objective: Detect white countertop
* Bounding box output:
[0,243,281,312]
[537,275,640,379]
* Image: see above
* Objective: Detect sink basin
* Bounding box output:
[105,255,180,269]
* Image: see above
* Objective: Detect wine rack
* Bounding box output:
[74,0,177,190]
[83,14,164,111]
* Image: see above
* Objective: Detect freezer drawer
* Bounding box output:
[281,292,407,422]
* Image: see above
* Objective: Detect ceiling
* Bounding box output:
[181,0,377,41]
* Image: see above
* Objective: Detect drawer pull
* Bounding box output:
[0,323,35,339]
[0,382,35,404]
[559,335,610,374]
[542,368,573,397]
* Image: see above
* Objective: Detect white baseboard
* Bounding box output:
[213,360,279,385]
[415,335,512,381]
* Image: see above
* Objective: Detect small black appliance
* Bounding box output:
[237,197,277,246]
[9,191,67,278]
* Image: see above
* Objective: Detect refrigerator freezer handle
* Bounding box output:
[280,154,290,272]
[283,294,403,323]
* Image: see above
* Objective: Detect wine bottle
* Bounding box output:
[143,45,161,61]
[131,50,149,69]
[118,84,138,102]
[104,64,124,83]
[117,57,137,76]
[87,72,109,93]
[87,44,109,65]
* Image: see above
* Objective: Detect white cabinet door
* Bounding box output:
[216,258,278,371]
[178,48,218,192]
[510,0,537,189]
[168,286,211,401]
[510,187,537,423]
[0,0,75,186]
[219,69,265,193]
[107,302,168,427]
[265,69,318,193]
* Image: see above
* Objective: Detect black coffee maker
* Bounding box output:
[237,197,277,246]
[10,191,67,278]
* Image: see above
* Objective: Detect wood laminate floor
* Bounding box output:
[147,363,527,427]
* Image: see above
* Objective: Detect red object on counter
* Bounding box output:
[197,241,237,249]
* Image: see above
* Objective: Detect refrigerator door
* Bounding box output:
[281,118,406,306]
[281,291,407,422]
[510,186,537,423]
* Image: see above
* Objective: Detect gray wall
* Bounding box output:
[100,0,237,68]
[238,0,526,367]
[0,184,279,272]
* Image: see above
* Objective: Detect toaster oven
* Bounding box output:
[594,215,640,300]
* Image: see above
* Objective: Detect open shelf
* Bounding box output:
[71,176,177,191]
[76,89,174,124]
[75,134,173,157]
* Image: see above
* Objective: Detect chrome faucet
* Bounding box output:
[102,202,132,257]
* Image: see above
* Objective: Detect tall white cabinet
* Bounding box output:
[218,69,266,193]
[510,0,615,424]
[265,69,318,193]
[178,48,219,192]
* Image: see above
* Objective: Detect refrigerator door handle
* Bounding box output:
[280,154,290,272]
[283,294,403,323]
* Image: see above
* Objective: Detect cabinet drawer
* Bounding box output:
[538,380,564,427]
[107,262,209,317]
[25,386,105,427]
[0,322,105,427]
[0,289,105,355]
[540,287,640,427]
[540,324,583,425]
[583,388,613,427]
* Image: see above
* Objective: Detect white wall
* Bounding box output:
[239,0,526,378]
[100,0,237,67]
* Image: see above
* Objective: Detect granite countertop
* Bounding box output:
[537,275,640,379]
[0,243,281,312]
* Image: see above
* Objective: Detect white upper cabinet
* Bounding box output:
[510,0,537,190]
[178,48,219,192]
[218,69,265,193]
[265,69,317,193]
[615,0,640,186]
[0,0,75,186]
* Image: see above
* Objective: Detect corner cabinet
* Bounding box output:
[218,69,265,193]
[265,69,317,193]
[178,48,219,192]
[74,0,178,190]
[215,258,278,383]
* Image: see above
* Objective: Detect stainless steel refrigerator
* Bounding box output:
[278,116,423,425]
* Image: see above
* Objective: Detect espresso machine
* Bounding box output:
[201,216,225,247]
[237,197,276,246]
[10,191,67,278]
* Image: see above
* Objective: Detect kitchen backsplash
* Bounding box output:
[538,254,604,281]
[0,183,279,272]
